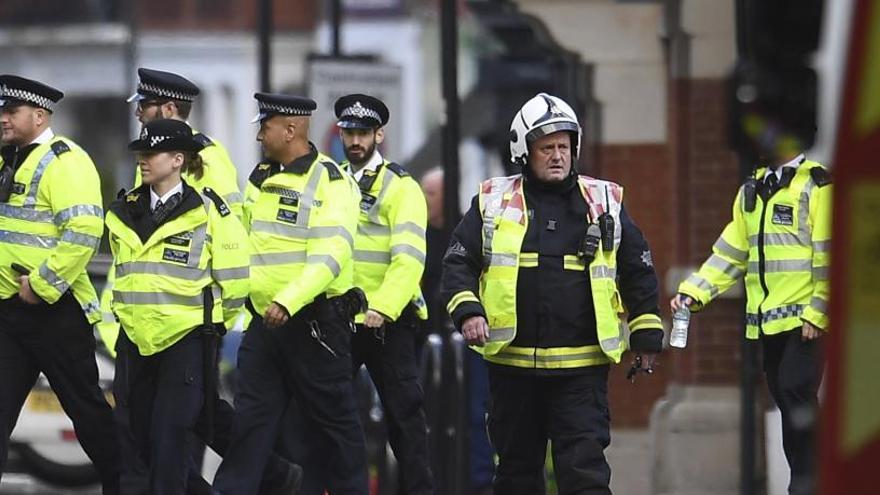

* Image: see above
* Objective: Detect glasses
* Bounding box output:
[136,100,167,112]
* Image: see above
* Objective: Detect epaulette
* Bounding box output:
[193,133,215,148]
[323,161,344,181]
[810,166,831,187]
[51,141,71,156]
[202,187,231,217]
[248,161,278,188]
[386,162,410,178]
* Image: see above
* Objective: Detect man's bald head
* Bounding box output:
[420,167,444,229]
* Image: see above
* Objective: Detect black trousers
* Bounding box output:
[0,294,120,493]
[487,365,611,495]
[115,330,296,495]
[762,329,824,495]
[118,329,206,495]
[351,313,433,495]
[212,299,368,495]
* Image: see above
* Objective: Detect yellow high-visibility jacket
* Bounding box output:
[345,159,428,322]
[105,181,249,355]
[246,145,361,317]
[101,130,243,354]
[0,137,104,323]
[678,159,832,338]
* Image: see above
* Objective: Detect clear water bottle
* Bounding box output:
[670,305,691,348]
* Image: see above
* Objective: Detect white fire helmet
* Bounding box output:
[509,93,582,167]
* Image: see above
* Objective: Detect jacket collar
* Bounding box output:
[281,142,319,175]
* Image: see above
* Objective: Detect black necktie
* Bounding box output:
[152,193,181,223]
[764,173,779,198]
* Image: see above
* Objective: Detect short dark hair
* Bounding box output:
[173,100,193,119]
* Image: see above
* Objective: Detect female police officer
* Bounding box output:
[106,119,249,494]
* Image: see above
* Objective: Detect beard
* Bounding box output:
[344,141,377,167]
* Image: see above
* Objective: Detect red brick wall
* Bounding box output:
[594,79,745,427]
[138,0,317,31]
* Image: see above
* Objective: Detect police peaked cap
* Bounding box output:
[335,94,389,129]
[0,75,64,112]
[128,68,200,103]
[252,92,317,123]
[128,119,204,153]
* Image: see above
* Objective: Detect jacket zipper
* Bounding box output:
[756,196,771,334]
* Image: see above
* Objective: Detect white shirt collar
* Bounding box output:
[150,182,183,211]
[764,153,805,181]
[30,127,55,146]
[352,150,384,181]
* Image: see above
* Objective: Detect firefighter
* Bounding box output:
[442,93,664,494]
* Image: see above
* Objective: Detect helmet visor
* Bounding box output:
[526,121,580,143]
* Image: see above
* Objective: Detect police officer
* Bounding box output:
[100,68,243,357]
[442,93,664,494]
[106,119,250,493]
[212,93,367,494]
[128,68,242,216]
[336,94,434,494]
[671,112,830,495]
[0,75,120,491]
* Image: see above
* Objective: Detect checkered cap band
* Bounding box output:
[258,101,313,116]
[341,102,381,121]
[138,82,197,102]
[0,85,56,110]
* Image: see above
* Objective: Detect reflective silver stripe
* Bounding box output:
[113,291,204,306]
[60,230,101,250]
[798,179,815,245]
[187,225,208,268]
[714,236,748,261]
[487,252,517,267]
[312,226,354,246]
[101,312,116,324]
[23,148,58,208]
[705,254,744,279]
[533,351,606,363]
[812,240,831,253]
[357,223,390,237]
[354,249,391,264]
[748,259,812,273]
[54,204,104,225]
[213,267,249,281]
[116,261,209,281]
[590,265,617,280]
[296,163,325,227]
[223,192,243,204]
[600,336,622,351]
[252,220,307,238]
[487,327,515,342]
[684,274,719,298]
[809,296,828,314]
[391,244,426,264]
[222,296,247,309]
[0,204,54,223]
[812,266,829,281]
[749,232,807,247]
[0,229,57,248]
[307,254,341,276]
[251,251,306,266]
[38,263,69,294]
[746,304,805,326]
[367,168,396,223]
[393,222,425,239]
